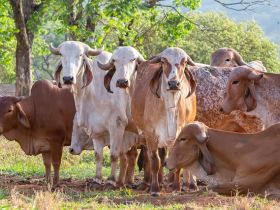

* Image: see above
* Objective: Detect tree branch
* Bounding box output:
[213,0,272,11]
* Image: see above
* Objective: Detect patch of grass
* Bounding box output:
[0,188,7,200]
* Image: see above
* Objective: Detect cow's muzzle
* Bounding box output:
[168,80,180,91]
[116,79,129,88]
[69,147,81,155]
[63,76,74,85]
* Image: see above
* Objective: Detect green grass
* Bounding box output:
[0,136,280,209]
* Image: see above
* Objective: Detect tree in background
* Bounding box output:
[182,13,280,71]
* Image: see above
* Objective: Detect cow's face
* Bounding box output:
[0,97,29,133]
[97,46,145,92]
[166,122,214,175]
[149,47,196,140]
[210,48,246,67]
[50,41,101,87]
[220,67,263,113]
[69,115,93,155]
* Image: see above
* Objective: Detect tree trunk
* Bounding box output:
[9,0,35,96]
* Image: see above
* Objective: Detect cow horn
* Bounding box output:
[137,54,146,63]
[248,71,263,81]
[187,55,196,66]
[97,59,114,71]
[234,51,247,66]
[49,43,61,55]
[87,47,102,56]
[149,56,161,64]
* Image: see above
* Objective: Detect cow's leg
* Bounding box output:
[137,146,151,191]
[93,139,104,185]
[51,143,63,188]
[182,169,198,192]
[42,152,51,184]
[117,153,128,187]
[125,145,138,186]
[146,139,160,196]
[172,169,181,192]
[107,127,125,186]
[158,147,166,187]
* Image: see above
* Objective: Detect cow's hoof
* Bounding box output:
[189,183,199,192]
[104,180,117,190]
[151,192,160,197]
[136,182,149,191]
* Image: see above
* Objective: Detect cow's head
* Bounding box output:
[97,46,145,93]
[0,97,30,134]
[148,47,196,140]
[165,122,215,175]
[210,48,247,67]
[69,115,93,155]
[50,41,102,87]
[220,67,263,113]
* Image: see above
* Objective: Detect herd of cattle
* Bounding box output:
[1,41,280,197]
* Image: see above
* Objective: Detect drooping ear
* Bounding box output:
[104,67,116,93]
[149,67,163,98]
[234,50,247,66]
[15,103,31,128]
[184,69,196,98]
[187,55,196,66]
[82,58,93,88]
[54,61,62,88]
[244,81,257,112]
[198,143,215,175]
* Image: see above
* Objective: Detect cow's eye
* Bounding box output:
[7,109,12,113]
[130,58,136,62]
[180,138,186,141]
[232,80,239,85]
[79,54,83,57]
[226,59,230,62]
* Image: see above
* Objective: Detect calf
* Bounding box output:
[166,121,280,196]
[0,80,89,186]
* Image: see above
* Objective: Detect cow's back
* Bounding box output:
[30,80,75,145]
[190,66,263,132]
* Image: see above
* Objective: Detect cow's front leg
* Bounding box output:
[51,142,63,188]
[146,138,160,196]
[117,153,128,187]
[93,139,104,185]
[172,169,181,192]
[158,147,166,187]
[42,152,51,184]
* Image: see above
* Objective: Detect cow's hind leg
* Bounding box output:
[42,152,51,184]
[125,145,138,187]
[117,153,128,187]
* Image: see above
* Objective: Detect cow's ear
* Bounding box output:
[54,61,62,88]
[149,67,163,98]
[184,69,196,98]
[16,103,31,128]
[198,143,215,175]
[82,58,93,88]
[104,68,116,93]
[245,81,257,112]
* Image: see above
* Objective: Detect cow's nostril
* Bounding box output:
[164,161,167,167]
[69,148,74,153]
[219,107,224,112]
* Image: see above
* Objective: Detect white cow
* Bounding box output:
[51,42,145,186]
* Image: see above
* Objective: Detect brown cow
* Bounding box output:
[132,47,197,196]
[166,121,280,196]
[0,80,90,187]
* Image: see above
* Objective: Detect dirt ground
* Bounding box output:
[1,174,276,207]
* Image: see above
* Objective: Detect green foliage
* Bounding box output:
[180,12,280,72]
[0,1,16,83]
